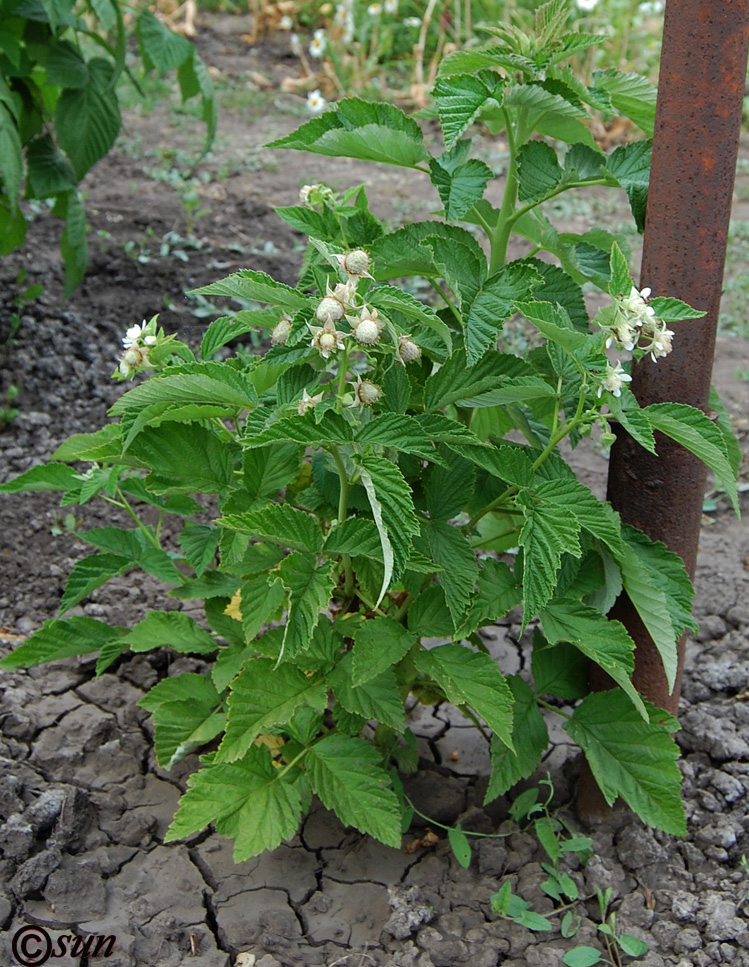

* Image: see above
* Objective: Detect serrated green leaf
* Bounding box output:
[0,463,79,494]
[123,610,217,655]
[430,157,494,222]
[485,675,548,802]
[0,616,122,669]
[138,671,219,712]
[127,423,235,495]
[352,616,417,685]
[325,517,383,560]
[533,476,624,556]
[51,425,123,463]
[407,585,455,637]
[178,522,219,577]
[504,84,595,147]
[26,134,77,199]
[517,140,563,203]
[165,744,305,860]
[607,141,651,232]
[78,526,183,583]
[430,70,504,147]
[425,450,475,521]
[591,68,656,136]
[357,454,420,605]
[465,262,542,364]
[219,503,322,553]
[55,58,120,180]
[456,559,522,638]
[367,284,453,352]
[531,629,589,700]
[243,410,353,448]
[539,598,646,718]
[565,690,686,835]
[192,268,310,311]
[647,297,705,321]
[0,103,22,210]
[644,402,739,514]
[518,493,581,619]
[370,221,485,282]
[137,9,193,73]
[170,571,241,601]
[141,673,224,768]
[110,364,258,417]
[515,300,592,355]
[59,553,131,615]
[200,310,280,360]
[415,643,514,749]
[424,349,504,411]
[330,652,404,731]
[305,733,402,846]
[608,241,633,298]
[218,658,327,762]
[425,520,479,625]
[526,259,589,332]
[278,552,336,662]
[355,413,442,462]
[237,572,286,643]
[267,98,429,168]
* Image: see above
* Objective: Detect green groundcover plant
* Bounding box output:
[0,0,740,860]
[0,0,215,293]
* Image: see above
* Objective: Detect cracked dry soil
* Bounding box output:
[2,16,749,967]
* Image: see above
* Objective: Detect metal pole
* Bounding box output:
[578,0,749,822]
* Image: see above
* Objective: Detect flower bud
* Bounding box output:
[356,379,381,406]
[398,335,421,365]
[316,297,345,324]
[319,331,338,353]
[271,316,292,345]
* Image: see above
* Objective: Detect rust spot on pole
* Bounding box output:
[579,0,749,823]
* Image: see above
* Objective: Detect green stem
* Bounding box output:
[505,178,612,233]
[114,486,162,550]
[335,342,352,412]
[489,109,523,274]
[536,698,572,720]
[427,277,459,318]
[459,705,492,742]
[330,444,354,597]
[403,794,513,839]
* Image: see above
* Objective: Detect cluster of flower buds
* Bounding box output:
[118,318,159,378]
[596,360,632,399]
[299,184,336,209]
[604,286,675,364]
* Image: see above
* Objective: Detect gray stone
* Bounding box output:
[674,929,704,953]
[24,788,66,832]
[672,890,701,921]
[0,775,24,819]
[107,846,210,926]
[44,863,107,920]
[0,813,34,861]
[48,787,97,851]
[385,886,435,940]
[584,854,631,899]
[215,888,301,952]
[705,900,746,942]
[434,729,491,777]
[402,770,466,827]
[304,878,391,947]
[477,838,508,877]
[0,891,11,928]
[616,825,667,870]
[697,615,728,642]
[504,831,536,873]
[710,772,745,803]
[10,847,62,896]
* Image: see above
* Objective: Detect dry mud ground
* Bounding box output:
[2,15,749,967]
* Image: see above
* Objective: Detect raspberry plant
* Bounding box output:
[0,0,740,859]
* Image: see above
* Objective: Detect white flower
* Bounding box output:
[597,361,632,398]
[645,323,675,363]
[279,15,293,29]
[403,16,421,25]
[122,322,147,349]
[384,0,398,12]
[334,4,347,24]
[307,89,327,114]
[368,2,382,14]
[576,0,599,9]
[309,34,326,58]
[308,320,348,359]
[313,27,326,39]
[398,335,421,365]
[297,388,325,415]
[290,32,302,55]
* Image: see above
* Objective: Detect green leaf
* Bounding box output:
[430,157,494,222]
[367,284,453,352]
[647,296,705,321]
[485,675,548,802]
[58,189,88,297]
[644,402,739,514]
[425,450,475,521]
[178,522,219,577]
[369,221,484,282]
[193,269,308,311]
[407,586,455,637]
[355,413,443,462]
[357,454,420,605]
[305,733,402,847]
[78,526,183,583]
[617,936,649,957]
[45,38,89,88]
[456,559,522,638]
[165,744,305,860]
[218,658,327,762]
[533,476,624,557]
[504,84,596,148]
[608,241,633,298]
[200,309,279,360]
[59,553,131,615]
[423,233,486,318]
[140,673,223,768]
[278,552,336,662]
[539,598,646,719]
[137,9,193,74]
[219,503,323,553]
[424,349,504,411]
[448,826,472,868]
[177,50,216,153]
[563,947,603,967]
[0,102,23,209]
[415,643,514,749]
[127,423,235,495]
[170,571,241,600]
[330,652,405,731]
[515,300,592,355]
[55,58,121,179]
[352,616,417,685]
[244,410,353,448]
[518,492,581,619]
[122,611,217,655]
[0,463,79,494]
[622,523,697,636]
[430,70,504,148]
[526,259,589,332]
[266,98,429,168]
[517,140,562,203]
[425,520,479,625]
[52,425,122,463]
[26,135,77,198]
[325,518,383,561]
[236,573,285,642]
[110,364,258,417]
[0,616,122,669]
[607,141,651,232]
[531,629,589,700]
[465,262,542,364]
[565,691,686,835]
[591,68,657,136]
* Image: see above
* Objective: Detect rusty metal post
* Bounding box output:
[578,0,749,822]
